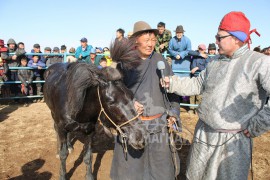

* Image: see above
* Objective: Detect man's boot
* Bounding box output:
[37,87,43,95]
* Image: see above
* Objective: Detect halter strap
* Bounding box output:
[97,86,140,130]
[96,86,140,156]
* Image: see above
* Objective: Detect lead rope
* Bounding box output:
[97,86,140,159]
[250,138,254,180]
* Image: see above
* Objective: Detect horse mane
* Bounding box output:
[66,63,104,117]
[66,39,140,117]
[110,38,141,70]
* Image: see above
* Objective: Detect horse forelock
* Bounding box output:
[110,39,141,70]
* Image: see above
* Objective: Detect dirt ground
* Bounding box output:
[1,102,270,180]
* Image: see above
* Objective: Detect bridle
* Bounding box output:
[97,86,140,156]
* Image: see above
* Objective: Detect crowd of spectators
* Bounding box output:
[0,37,116,99]
[0,23,269,105]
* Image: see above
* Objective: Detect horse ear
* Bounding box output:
[99,67,122,81]
[116,62,123,71]
[96,72,108,87]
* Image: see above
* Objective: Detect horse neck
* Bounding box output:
[75,86,101,123]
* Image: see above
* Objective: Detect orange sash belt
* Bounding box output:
[140,113,162,121]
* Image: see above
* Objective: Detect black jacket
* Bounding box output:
[0,62,9,81]
[17,66,34,85]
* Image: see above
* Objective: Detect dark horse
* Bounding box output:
[43,40,144,180]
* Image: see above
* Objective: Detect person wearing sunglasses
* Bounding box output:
[161,11,268,180]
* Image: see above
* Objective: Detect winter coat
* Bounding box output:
[28,49,46,63]
[189,50,210,76]
[28,60,46,77]
[17,66,34,85]
[168,35,192,77]
[0,61,9,81]
[75,45,93,63]
[46,56,63,67]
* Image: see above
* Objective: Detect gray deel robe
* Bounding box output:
[110,52,181,180]
[168,44,270,180]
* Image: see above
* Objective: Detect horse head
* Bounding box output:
[98,67,145,150]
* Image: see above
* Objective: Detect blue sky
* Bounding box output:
[1,0,269,52]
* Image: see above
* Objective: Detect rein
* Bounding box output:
[96,86,140,157]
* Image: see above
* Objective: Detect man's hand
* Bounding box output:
[12,55,17,60]
[79,54,82,59]
[167,116,176,129]
[191,67,199,74]
[243,129,251,138]
[134,101,144,115]
[160,76,170,89]
[201,53,208,59]
[38,66,42,70]
[176,55,181,60]
[159,44,165,50]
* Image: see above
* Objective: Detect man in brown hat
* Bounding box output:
[168,25,191,76]
[162,11,267,180]
[110,21,181,180]
[168,25,192,110]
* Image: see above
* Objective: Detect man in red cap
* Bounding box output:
[161,11,269,179]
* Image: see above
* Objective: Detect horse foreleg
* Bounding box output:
[67,132,74,153]
[57,131,69,180]
[84,133,94,180]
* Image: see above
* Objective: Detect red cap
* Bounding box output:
[0,39,4,46]
[219,11,250,41]
[219,11,260,48]
[198,44,206,50]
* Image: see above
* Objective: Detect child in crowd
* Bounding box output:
[97,57,107,69]
[103,50,113,66]
[0,57,10,97]
[188,44,209,114]
[190,44,209,75]
[27,55,45,95]
[18,57,34,96]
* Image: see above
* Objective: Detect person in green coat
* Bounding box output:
[89,48,102,66]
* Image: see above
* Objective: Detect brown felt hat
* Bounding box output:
[131,21,158,38]
[174,25,185,33]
